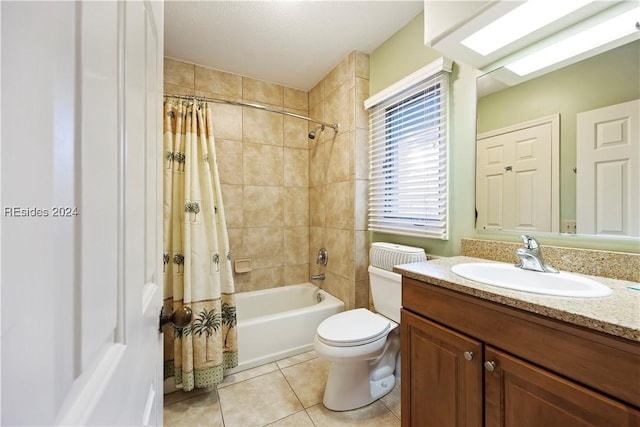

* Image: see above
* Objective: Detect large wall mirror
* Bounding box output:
[475,39,639,238]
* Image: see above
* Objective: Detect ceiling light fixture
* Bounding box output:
[505,6,640,76]
[461,0,595,56]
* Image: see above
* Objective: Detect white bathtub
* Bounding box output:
[226,283,344,374]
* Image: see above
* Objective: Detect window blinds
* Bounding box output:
[366,59,451,239]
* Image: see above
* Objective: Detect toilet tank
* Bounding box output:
[369,243,427,323]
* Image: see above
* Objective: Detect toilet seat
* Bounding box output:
[316,308,391,347]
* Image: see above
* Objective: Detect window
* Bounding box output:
[365,58,452,239]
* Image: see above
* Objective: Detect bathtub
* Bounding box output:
[226,283,344,374]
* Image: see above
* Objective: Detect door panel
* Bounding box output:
[79,0,120,372]
[401,310,483,427]
[1,3,79,424]
[1,1,164,425]
[576,99,639,237]
[484,347,640,427]
[476,116,558,232]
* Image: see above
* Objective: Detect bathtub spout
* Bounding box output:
[311,273,325,281]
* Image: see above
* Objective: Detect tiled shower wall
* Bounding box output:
[163,52,370,309]
[164,58,310,293]
[308,51,370,310]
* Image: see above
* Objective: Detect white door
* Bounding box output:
[1,2,164,425]
[576,99,639,237]
[476,116,559,232]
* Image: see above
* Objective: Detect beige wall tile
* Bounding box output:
[284,226,309,265]
[355,128,369,180]
[325,181,351,230]
[243,186,283,227]
[195,66,242,98]
[220,184,243,228]
[355,77,369,130]
[309,144,326,187]
[164,58,195,88]
[246,267,285,291]
[284,148,308,187]
[284,88,308,111]
[325,227,354,280]
[308,104,326,146]
[164,82,194,97]
[243,227,283,270]
[325,132,350,184]
[355,50,370,80]
[164,52,371,304]
[323,272,352,310]
[243,143,283,186]
[284,264,310,285]
[216,139,243,184]
[227,226,243,252]
[243,107,284,146]
[210,103,243,141]
[354,179,368,232]
[309,79,324,109]
[324,83,353,134]
[309,226,325,263]
[325,54,353,96]
[284,115,309,149]
[355,230,369,281]
[284,187,309,226]
[232,270,251,293]
[355,279,369,309]
[243,77,284,106]
[309,185,325,227]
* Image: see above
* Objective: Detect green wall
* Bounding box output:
[369,13,640,255]
[478,41,640,227]
[370,12,478,257]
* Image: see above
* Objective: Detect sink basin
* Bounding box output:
[450,263,612,298]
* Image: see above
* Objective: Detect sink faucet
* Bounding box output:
[515,235,559,273]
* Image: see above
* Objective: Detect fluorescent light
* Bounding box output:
[505,7,640,76]
[461,0,595,56]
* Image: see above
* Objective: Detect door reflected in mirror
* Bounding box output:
[476,40,639,238]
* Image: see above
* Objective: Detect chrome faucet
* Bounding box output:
[515,235,559,273]
[311,273,325,281]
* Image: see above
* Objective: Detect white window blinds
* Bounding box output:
[365,58,452,239]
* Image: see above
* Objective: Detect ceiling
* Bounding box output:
[164,1,425,91]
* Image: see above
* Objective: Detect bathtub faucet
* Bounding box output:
[311,273,325,281]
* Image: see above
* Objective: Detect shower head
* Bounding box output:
[308,125,325,140]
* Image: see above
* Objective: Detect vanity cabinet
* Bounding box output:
[401,277,640,427]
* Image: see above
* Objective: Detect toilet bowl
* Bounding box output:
[314,243,427,411]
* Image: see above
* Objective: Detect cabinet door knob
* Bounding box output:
[484,361,496,372]
[463,351,474,361]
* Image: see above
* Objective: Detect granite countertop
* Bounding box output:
[394,256,640,342]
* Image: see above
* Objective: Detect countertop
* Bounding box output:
[394,256,640,342]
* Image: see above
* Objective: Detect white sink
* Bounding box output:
[450,263,612,298]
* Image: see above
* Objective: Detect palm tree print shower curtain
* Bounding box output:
[163,98,238,391]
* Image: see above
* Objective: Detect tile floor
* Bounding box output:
[164,351,401,427]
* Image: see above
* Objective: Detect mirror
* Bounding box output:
[475,39,639,238]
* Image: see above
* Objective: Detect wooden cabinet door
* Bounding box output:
[484,346,640,427]
[401,309,483,427]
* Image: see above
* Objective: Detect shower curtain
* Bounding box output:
[163,98,238,391]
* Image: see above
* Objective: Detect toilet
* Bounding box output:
[313,242,427,411]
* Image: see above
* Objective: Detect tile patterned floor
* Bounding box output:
[164,351,401,427]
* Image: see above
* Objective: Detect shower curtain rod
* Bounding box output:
[164,93,340,132]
